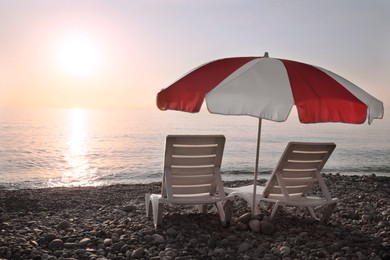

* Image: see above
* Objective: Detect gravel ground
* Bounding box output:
[0,173,389,259]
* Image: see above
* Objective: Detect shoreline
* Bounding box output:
[1,174,389,259]
[2,171,390,192]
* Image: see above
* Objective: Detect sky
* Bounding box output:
[0,0,389,110]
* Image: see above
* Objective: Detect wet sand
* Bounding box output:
[0,174,389,259]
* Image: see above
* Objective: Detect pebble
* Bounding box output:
[64,242,78,249]
[260,217,274,235]
[58,220,71,230]
[220,239,229,248]
[44,233,58,242]
[280,246,291,256]
[238,242,251,253]
[79,238,91,247]
[103,238,112,246]
[48,239,63,250]
[207,238,217,248]
[152,234,165,243]
[237,221,248,230]
[236,212,252,224]
[122,205,137,212]
[249,219,261,232]
[131,247,144,258]
[166,227,178,236]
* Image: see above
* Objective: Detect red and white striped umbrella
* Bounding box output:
[157,52,384,212]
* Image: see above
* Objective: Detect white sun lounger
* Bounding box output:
[224,142,339,222]
[146,135,232,228]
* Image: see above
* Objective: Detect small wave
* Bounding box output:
[0,180,45,190]
[325,166,390,176]
[1,166,388,190]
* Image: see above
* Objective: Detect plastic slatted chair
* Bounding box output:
[224,142,339,222]
[146,135,232,228]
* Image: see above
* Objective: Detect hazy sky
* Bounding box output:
[1,0,389,110]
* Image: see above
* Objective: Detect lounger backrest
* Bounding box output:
[263,142,336,200]
[162,135,226,200]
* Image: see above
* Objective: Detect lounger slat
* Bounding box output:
[172,184,212,195]
[282,178,315,185]
[171,156,216,166]
[171,175,215,185]
[172,146,218,156]
[170,136,222,145]
[292,143,335,152]
[280,171,315,178]
[283,161,323,170]
[282,169,316,173]
[268,185,307,195]
[171,167,214,175]
[288,152,327,161]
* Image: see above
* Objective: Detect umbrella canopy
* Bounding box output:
[158,53,383,124]
[157,53,384,212]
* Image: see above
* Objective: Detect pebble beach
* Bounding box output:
[1,174,389,260]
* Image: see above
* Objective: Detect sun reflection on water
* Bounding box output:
[54,108,98,187]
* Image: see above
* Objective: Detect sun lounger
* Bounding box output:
[145,135,232,228]
[224,142,339,222]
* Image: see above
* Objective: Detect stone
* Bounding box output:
[152,234,165,243]
[166,227,178,236]
[103,238,112,246]
[238,242,251,253]
[220,239,229,248]
[131,247,144,258]
[58,220,71,230]
[237,221,248,230]
[207,238,217,248]
[236,213,252,224]
[249,219,261,233]
[44,233,57,242]
[48,239,63,250]
[214,248,226,256]
[260,218,274,235]
[361,214,372,222]
[226,235,237,246]
[122,205,137,212]
[280,246,290,256]
[64,242,78,249]
[120,244,129,253]
[79,238,91,247]
[125,250,132,258]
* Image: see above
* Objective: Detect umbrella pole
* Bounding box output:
[252,118,262,213]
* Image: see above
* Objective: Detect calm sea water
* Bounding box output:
[0,108,389,190]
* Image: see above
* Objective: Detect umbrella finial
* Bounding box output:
[264,52,269,58]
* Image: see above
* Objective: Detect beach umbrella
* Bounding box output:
[156,52,384,213]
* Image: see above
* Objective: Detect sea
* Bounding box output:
[0,108,389,190]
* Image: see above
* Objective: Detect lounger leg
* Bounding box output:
[215,201,233,227]
[145,193,152,218]
[215,202,226,226]
[195,204,208,214]
[150,195,163,228]
[223,199,233,227]
[270,202,281,221]
[320,203,337,223]
[306,206,318,220]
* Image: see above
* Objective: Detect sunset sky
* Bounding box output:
[1,0,389,110]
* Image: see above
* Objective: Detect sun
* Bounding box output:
[55,34,101,77]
